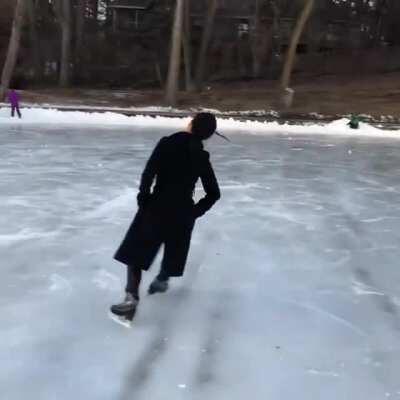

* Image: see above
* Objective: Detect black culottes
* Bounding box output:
[114,203,195,277]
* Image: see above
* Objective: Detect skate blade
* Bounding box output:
[108,311,133,328]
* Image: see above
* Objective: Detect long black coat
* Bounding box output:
[114,132,221,276]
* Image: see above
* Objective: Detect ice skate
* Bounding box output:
[109,293,139,326]
[148,278,169,295]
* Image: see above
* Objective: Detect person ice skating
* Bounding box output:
[111,113,221,322]
[8,89,22,119]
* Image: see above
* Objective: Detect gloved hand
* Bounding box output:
[137,192,151,209]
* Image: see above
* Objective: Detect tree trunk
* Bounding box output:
[237,36,247,78]
[165,0,185,106]
[75,0,85,80]
[91,0,99,20]
[56,0,72,87]
[154,55,164,88]
[0,0,25,100]
[251,0,262,78]
[182,0,194,92]
[27,0,41,80]
[373,0,387,46]
[280,0,314,91]
[271,0,281,57]
[251,24,274,78]
[195,0,218,92]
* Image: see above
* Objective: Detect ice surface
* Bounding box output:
[1,124,400,400]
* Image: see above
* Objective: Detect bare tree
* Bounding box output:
[55,0,72,87]
[26,0,42,80]
[165,0,185,106]
[271,0,281,57]
[0,0,25,100]
[195,0,218,92]
[279,0,314,106]
[182,0,194,92]
[250,0,275,78]
[251,0,262,77]
[75,0,85,79]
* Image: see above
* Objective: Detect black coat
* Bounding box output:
[114,132,221,275]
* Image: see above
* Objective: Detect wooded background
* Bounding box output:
[0,0,398,104]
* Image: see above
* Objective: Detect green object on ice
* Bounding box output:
[348,115,360,130]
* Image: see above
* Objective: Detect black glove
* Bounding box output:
[137,192,151,209]
[193,205,204,219]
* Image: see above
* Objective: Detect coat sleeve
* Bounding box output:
[193,153,221,218]
[137,138,165,207]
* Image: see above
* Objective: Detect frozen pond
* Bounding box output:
[1,124,400,400]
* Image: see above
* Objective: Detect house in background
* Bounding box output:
[108,0,165,31]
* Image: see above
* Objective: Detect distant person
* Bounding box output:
[8,89,22,119]
[110,113,222,323]
[348,114,360,130]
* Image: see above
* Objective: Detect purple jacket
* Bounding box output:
[8,90,20,107]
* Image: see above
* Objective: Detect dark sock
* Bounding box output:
[126,265,142,299]
[156,270,170,282]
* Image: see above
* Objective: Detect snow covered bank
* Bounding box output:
[0,106,399,138]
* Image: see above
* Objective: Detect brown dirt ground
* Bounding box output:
[19,72,400,118]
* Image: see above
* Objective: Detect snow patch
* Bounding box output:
[1,107,400,138]
[352,281,385,296]
[307,369,340,378]
[178,384,187,389]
